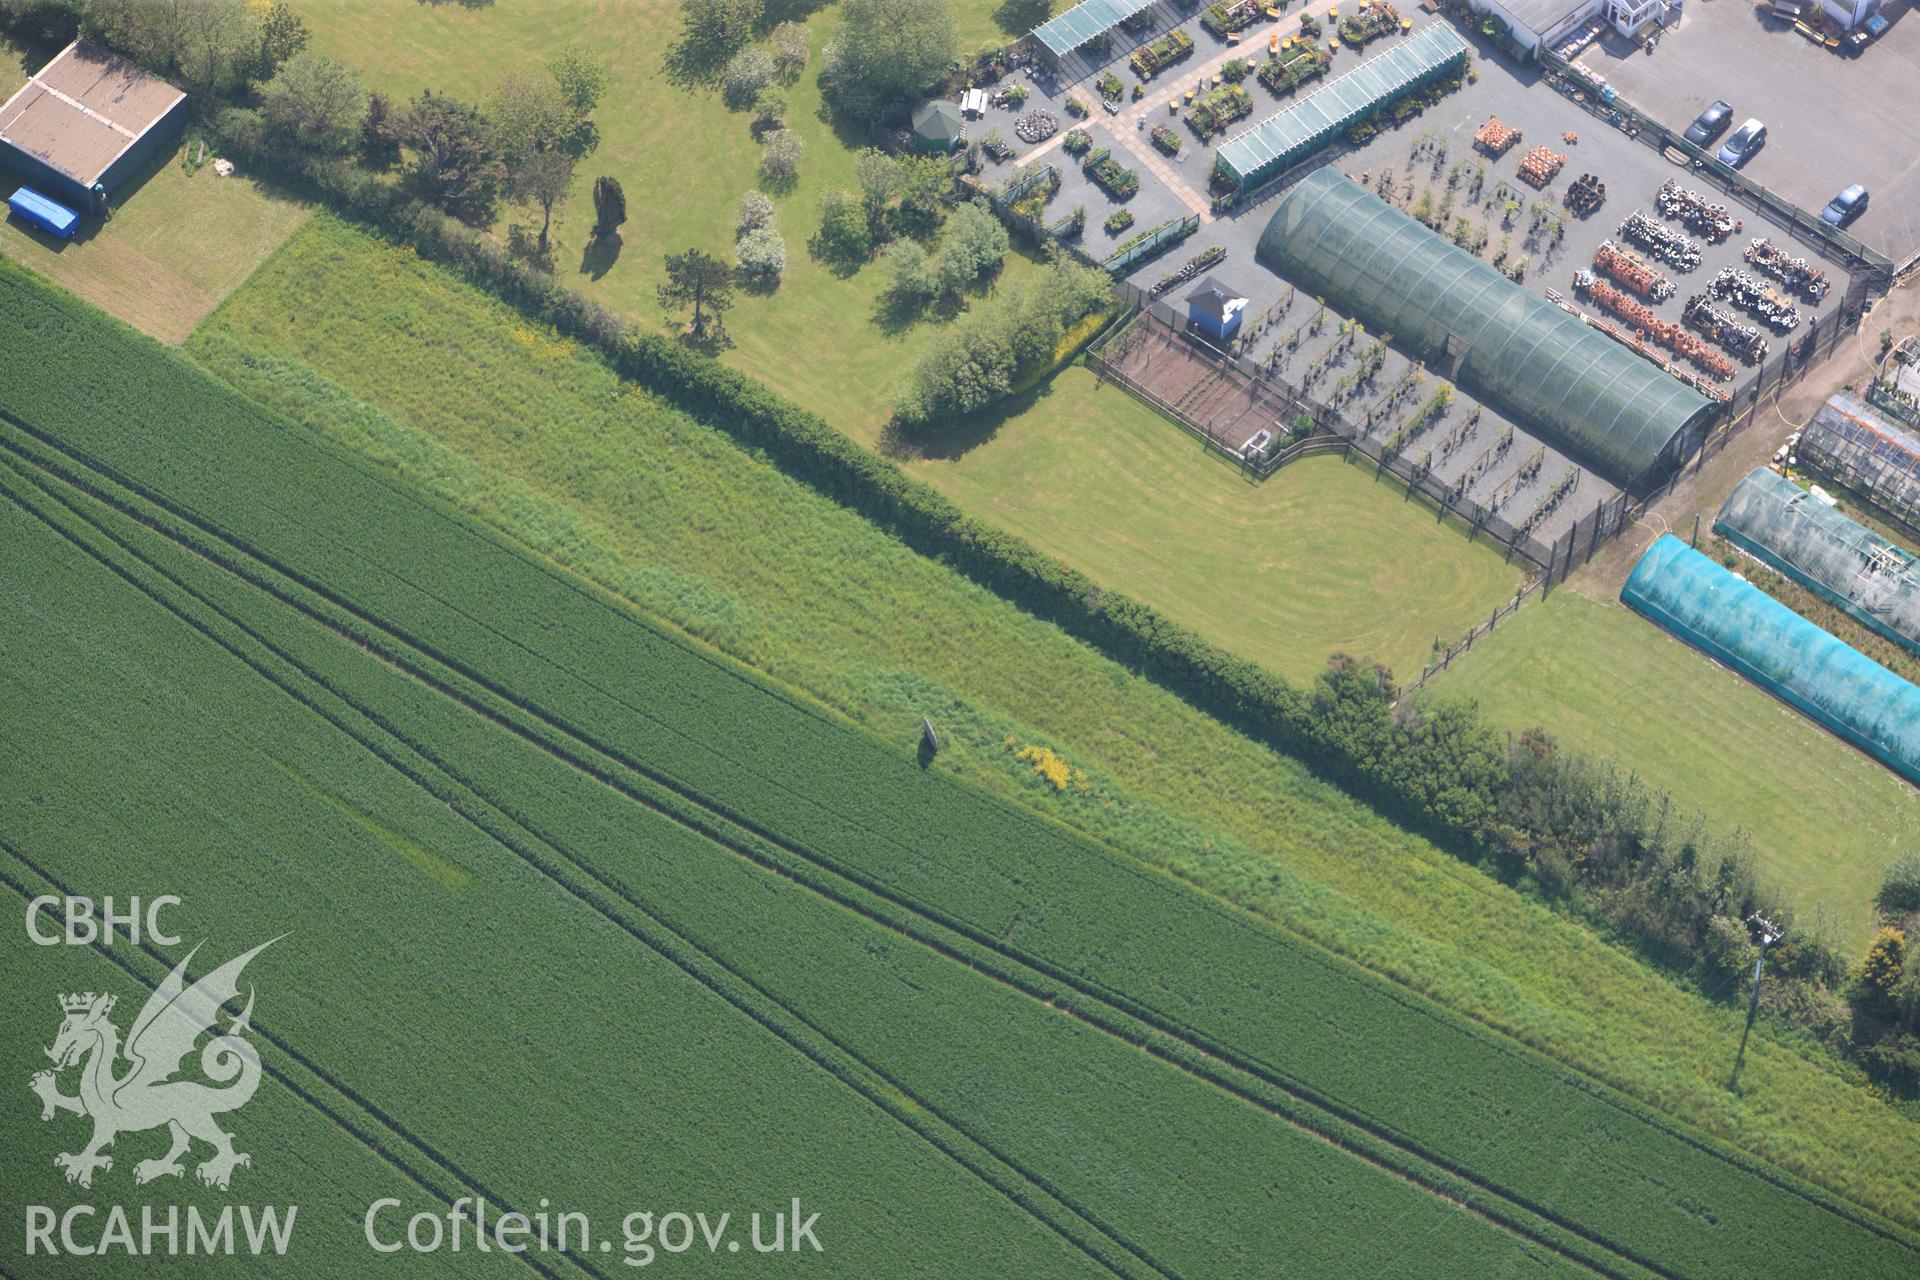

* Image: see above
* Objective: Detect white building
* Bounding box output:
[1476,0,1677,54]
[1819,0,1879,28]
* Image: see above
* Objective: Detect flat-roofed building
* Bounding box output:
[0,39,188,216]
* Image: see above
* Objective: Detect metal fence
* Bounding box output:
[1099,303,1574,566]
[998,162,1060,210]
[1087,304,1315,478]
[1090,269,1865,584]
[1103,213,1202,276]
[1399,578,1543,696]
[1538,51,1894,289]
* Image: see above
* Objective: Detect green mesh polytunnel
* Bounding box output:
[1715,467,1920,657]
[1258,169,1716,486]
[1216,24,1468,189]
[1621,534,1920,787]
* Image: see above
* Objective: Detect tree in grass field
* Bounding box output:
[513,147,576,253]
[672,0,762,78]
[659,250,736,342]
[883,239,943,306]
[854,148,904,221]
[592,177,628,241]
[814,188,874,264]
[548,45,609,145]
[1879,852,1920,915]
[490,71,574,160]
[259,49,365,154]
[935,200,1009,290]
[361,91,402,169]
[820,0,957,121]
[736,189,775,235]
[772,21,810,79]
[751,88,787,136]
[255,0,310,78]
[735,226,787,283]
[722,47,777,107]
[399,91,505,223]
[759,128,804,189]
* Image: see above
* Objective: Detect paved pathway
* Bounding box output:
[1088,2,1352,221]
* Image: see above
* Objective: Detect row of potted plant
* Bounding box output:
[1201,0,1265,37]
[1187,83,1254,139]
[1129,27,1195,79]
[1257,45,1330,96]
[1083,147,1141,199]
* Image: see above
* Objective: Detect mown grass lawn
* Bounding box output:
[903,365,1527,683]
[189,216,1920,1229]
[294,0,1022,431]
[1432,589,1920,948]
[0,35,308,343]
[289,1,1525,681]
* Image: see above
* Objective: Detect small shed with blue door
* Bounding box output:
[0,39,188,218]
[1185,276,1249,345]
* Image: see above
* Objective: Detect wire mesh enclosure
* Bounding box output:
[1797,393,1920,534]
[1715,467,1920,657]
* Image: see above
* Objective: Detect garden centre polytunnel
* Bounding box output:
[1258,168,1715,486]
[1621,534,1920,786]
[1714,467,1920,656]
[1032,0,1160,59]
[1215,24,1468,190]
[1796,392,1920,532]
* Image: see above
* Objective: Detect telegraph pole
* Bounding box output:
[1746,911,1783,1014]
[1730,912,1782,1089]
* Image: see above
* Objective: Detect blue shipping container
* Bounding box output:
[7,186,80,239]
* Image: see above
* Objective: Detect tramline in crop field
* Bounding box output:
[2,260,1918,1278]
[194,217,1920,1222]
[182,221,1920,1239]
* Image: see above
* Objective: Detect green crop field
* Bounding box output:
[8,253,1920,1279]
[1431,589,1920,948]
[0,485,1104,1279]
[901,364,1526,682]
[177,219,1920,1231]
[0,946,514,1279]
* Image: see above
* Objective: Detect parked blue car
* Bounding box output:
[1819,185,1869,227]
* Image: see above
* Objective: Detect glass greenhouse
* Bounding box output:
[1032,0,1160,59]
[1215,25,1468,190]
[1258,169,1716,486]
[1715,467,1920,657]
[1797,393,1920,532]
[1622,535,1920,787]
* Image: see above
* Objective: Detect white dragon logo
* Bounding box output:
[29,938,280,1192]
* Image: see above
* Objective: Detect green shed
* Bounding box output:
[910,100,966,153]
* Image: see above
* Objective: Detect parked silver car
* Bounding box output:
[1717,119,1766,168]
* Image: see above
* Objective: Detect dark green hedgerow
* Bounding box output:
[201,138,1847,1000]
[3,268,1917,1277]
